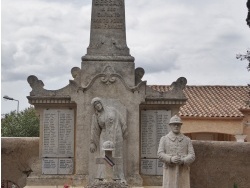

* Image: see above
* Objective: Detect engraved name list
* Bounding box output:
[92,0,124,30]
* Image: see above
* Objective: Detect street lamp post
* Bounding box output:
[3,95,19,113]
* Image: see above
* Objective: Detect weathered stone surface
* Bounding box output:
[27,75,78,97]
[90,97,127,183]
[86,0,130,57]
[135,67,145,86]
[87,182,129,188]
[141,110,171,160]
[158,115,195,188]
[42,109,74,159]
[81,80,145,185]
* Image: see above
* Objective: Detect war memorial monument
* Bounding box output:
[0,0,249,187]
[25,0,188,187]
[19,0,250,187]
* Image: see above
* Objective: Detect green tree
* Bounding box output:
[236,50,250,71]
[1,107,39,137]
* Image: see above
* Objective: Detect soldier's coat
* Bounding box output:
[158,131,195,188]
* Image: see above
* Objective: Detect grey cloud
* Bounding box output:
[39,0,89,6]
[2,71,29,82]
[1,42,17,70]
[133,46,180,74]
[2,0,88,85]
[1,0,250,114]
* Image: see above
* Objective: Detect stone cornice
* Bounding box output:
[143,98,187,105]
[27,96,72,104]
[81,55,135,62]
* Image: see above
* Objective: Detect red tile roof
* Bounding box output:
[149,85,250,118]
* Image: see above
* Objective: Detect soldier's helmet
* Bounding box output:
[169,115,182,125]
[102,141,115,151]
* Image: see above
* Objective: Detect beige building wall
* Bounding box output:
[241,109,250,142]
[181,117,249,141]
[1,137,39,188]
[2,138,250,188]
[244,126,250,142]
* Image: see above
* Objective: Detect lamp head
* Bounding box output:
[3,95,14,100]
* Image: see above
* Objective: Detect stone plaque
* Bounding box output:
[43,109,74,158]
[42,158,74,175]
[141,111,157,158]
[141,159,157,175]
[42,158,58,175]
[140,159,163,176]
[141,110,171,158]
[140,110,170,175]
[42,109,74,175]
[58,158,74,174]
[43,111,59,157]
[58,111,74,157]
[91,0,125,30]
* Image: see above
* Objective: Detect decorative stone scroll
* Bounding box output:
[140,110,171,175]
[42,109,74,175]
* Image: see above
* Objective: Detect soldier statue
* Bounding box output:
[158,115,195,188]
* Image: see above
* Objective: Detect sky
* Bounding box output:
[1,0,250,114]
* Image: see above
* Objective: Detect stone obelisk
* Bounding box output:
[78,0,144,186]
[83,0,133,60]
[81,0,135,88]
